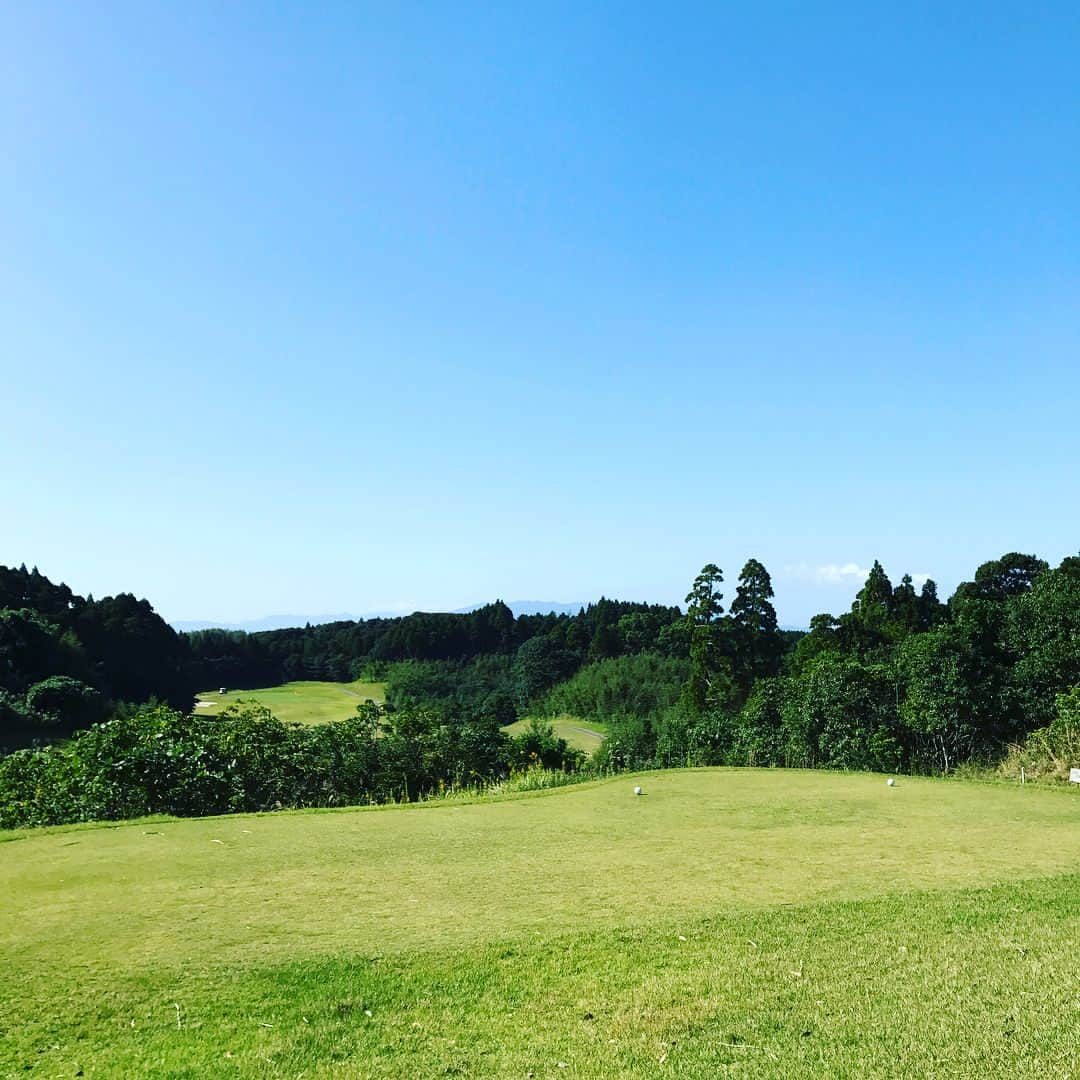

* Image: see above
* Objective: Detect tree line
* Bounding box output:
[0,565,190,745]
[0,562,685,747]
[2,550,1079,819]
[183,596,685,689]
[600,552,1080,778]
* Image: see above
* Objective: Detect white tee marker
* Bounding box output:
[633,785,643,796]
[887,778,896,787]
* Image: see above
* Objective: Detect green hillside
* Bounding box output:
[2,770,1077,1076]
[195,679,385,725]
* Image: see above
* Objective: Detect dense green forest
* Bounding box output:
[0,565,191,744]
[0,562,683,746]
[183,596,685,690]
[610,553,1080,776]
[1,551,1079,827]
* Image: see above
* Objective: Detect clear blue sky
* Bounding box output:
[3,2,1078,627]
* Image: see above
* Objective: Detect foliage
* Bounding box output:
[1,563,689,741]
[24,676,107,732]
[7,547,1080,790]
[0,608,88,693]
[727,676,789,767]
[1004,556,1080,731]
[0,700,585,829]
[184,598,684,692]
[540,653,689,726]
[505,718,586,772]
[895,626,986,772]
[680,564,735,716]
[645,552,1080,779]
[383,656,517,724]
[0,566,190,744]
[999,685,1080,783]
[729,558,782,693]
[781,653,902,771]
[510,636,577,711]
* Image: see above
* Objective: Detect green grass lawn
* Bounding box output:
[2,770,1078,1077]
[505,714,609,753]
[195,679,385,725]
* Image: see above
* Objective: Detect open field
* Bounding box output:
[195,679,385,725]
[505,714,609,753]
[2,770,1078,1077]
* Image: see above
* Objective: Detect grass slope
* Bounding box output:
[2,770,1078,1077]
[504,715,609,753]
[195,679,385,725]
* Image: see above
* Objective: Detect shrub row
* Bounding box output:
[0,702,583,829]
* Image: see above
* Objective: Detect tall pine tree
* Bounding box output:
[680,564,734,715]
[730,558,781,691]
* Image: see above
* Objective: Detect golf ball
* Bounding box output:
[887,778,895,786]
[634,785,642,796]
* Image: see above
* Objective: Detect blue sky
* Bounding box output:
[2,2,1078,627]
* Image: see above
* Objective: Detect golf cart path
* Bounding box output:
[565,724,605,740]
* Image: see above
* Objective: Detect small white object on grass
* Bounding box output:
[634,785,642,796]
[887,778,895,787]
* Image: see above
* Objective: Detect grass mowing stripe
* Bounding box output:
[3,874,1077,1077]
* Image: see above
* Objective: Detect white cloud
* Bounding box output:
[783,564,934,588]
[816,562,873,585]
[784,562,871,585]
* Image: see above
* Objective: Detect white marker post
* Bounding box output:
[1069,767,1080,784]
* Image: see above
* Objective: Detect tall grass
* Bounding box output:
[998,686,1080,784]
[420,763,609,804]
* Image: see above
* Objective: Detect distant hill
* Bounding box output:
[173,614,363,633]
[172,601,587,634]
[171,612,400,633]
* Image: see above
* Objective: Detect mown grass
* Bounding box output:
[194,679,385,725]
[2,770,1078,1077]
[504,714,609,753]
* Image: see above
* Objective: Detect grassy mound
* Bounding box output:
[2,770,1077,1076]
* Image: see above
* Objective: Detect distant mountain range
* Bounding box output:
[171,601,586,634]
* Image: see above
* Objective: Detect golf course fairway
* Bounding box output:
[2,769,1077,1077]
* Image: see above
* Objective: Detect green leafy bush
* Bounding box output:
[0,699,586,830]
